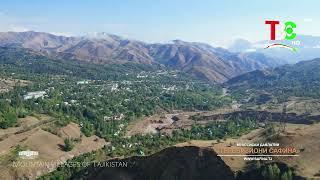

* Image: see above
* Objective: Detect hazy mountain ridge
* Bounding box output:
[228,35,320,63]
[0,31,283,82]
[226,58,320,98]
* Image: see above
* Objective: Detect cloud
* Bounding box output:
[245,48,256,52]
[50,32,73,37]
[303,18,313,22]
[313,45,320,49]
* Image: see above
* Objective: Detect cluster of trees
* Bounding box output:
[102,117,258,158]
[0,100,18,128]
[63,138,75,151]
[237,162,297,180]
[187,118,257,139]
[261,164,293,180]
[0,88,34,129]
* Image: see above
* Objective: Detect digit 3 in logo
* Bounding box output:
[284,21,297,40]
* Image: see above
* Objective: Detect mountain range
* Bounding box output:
[0,31,285,83]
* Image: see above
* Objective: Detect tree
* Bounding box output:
[0,111,17,129]
[287,169,293,180]
[64,138,75,151]
[273,164,281,179]
[254,161,261,169]
[267,164,275,180]
[281,172,289,180]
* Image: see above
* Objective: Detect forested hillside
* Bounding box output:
[226,58,320,99]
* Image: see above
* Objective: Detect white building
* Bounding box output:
[23,91,46,100]
[77,80,90,85]
[104,113,124,121]
[105,83,119,92]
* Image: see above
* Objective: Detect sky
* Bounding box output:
[0,0,319,47]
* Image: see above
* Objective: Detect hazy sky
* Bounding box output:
[0,0,319,46]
